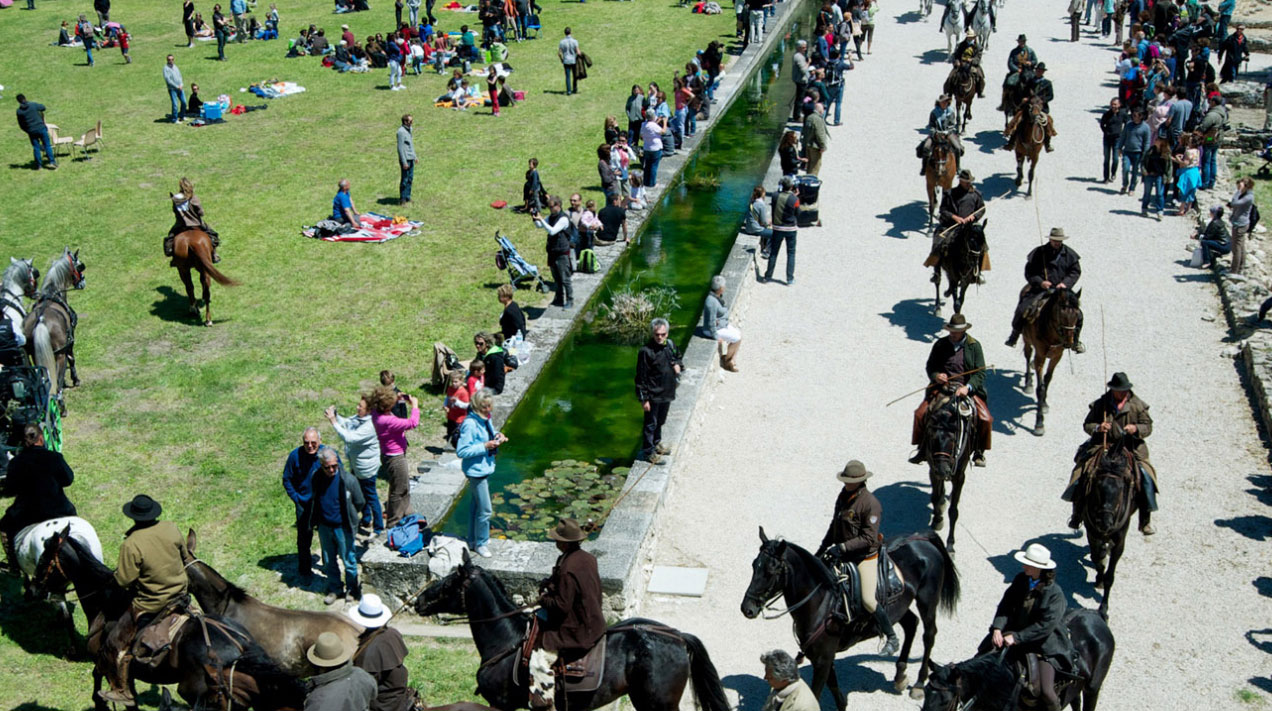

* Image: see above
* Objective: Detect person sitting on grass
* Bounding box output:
[193,13,214,37]
[332,40,355,71]
[332,179,363,228]
[187,83,204,117]
[289,28,311,55]
[57,20,78,46]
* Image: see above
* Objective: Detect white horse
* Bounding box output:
[942,0,967,58]
[967,0,994,53]
[15,517,102,654]
[1,257,39,331]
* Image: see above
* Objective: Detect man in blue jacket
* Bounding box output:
[312,448,365,604]
[282,427,327,580]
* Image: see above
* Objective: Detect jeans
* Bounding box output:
[294,501,315,576]
[686,108,697,136]
[1102,135,1120,181]
[1217,13,1231,43]
[644,148,662,187]
[168,87,187,122]
[1084,0,1097,22]
[1121,151,1141,191]
[28,129,54,167]
[409,4,419,24]
[85,44,94,65]
[27,0,34,8]
[1200,145,1218,188]
[765,230,797,282]
[750,10,765,43]
[389,59,402,86]
[672,107,687,150]
[400,160,414,202]
[216,30,227,59]
[516,14,527,38]
[548,252,573,305]
[564,63,576,94]
[791,82,806,121]
[627,119,641,145]
[641,400,671,456]
[1140,174,1164,213]
[316,524,358,594]
[357,476,384,532]
[467,475,491,548]
[826,84,843,125]
[1199,239,1231,266]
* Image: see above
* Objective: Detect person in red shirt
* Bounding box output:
[444,371,470,447]
[466,359,486,395]
[118,27,132,63]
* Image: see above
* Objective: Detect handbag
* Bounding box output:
[851,20,862,37]
[1189,246,1205,268]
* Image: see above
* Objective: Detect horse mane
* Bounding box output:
[776,538,840,592]
[40,250,74,298]
[955,653,1018,709]
[63,534,113,581]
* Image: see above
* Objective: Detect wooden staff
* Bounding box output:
[885,365,994,407]
[935,204,988,240]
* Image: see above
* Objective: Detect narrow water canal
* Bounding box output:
[442,10,815,539]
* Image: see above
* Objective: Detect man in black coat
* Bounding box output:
[1005,227,1084,352]
[635,318,682,466]
[0,425,76,573]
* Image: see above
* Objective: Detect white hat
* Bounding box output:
[347,593,390,628]
[1013,543,1056,570]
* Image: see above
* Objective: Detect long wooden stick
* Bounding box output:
[885,364,994,407]
[935,204,988,239]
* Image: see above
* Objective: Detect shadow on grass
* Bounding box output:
[257,553,337,594]
[376,197,404,206]
[0,575,80,659]
[7,163,40,171]
[150,285,201,325]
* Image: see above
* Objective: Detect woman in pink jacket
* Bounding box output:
[371,385,419,529]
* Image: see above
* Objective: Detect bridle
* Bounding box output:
[33,533,94,601]
[927,397,972,473]
[1087,454,1137,538]
[743,546,823,620]
[927,674,977,711]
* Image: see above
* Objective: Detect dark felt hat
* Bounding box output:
[1036,62,1048,71]
[122,494,162,522]
[547,518,587,543]
[1107,372,1133,391]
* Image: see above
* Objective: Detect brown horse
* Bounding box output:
[943,63,976,132]
[23,247,86,398]
[171,229,239,327]
[1011,97,1046,196]
[924,133,958,224]
[1020,288,1081,435]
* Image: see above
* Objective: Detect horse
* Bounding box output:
[933,221,987,315]
[1012,97,1046,196]
[924,133,959,224]
[1020,288,1082,436]
[1,257,40,332]
[170,229,239,327]
[919,391,975,552]
[183,528,365,676]
[33,527,307,711]
[741,527,960,710]
[1001,66,1035,130]
[944,62,977,132]
[941,0,965,58]
[920,0,934,19]
[10,516,102,656]
[1078,442,1140,619]
[920,608,1116,711]
[414,550,732,711]
[964,0,992,52]
[22,248,85,398]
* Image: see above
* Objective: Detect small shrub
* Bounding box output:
[594,284,681,345]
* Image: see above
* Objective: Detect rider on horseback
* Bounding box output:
[952,29,986,97]
[998,34,1037,112]
[530,518,607,711]
[0,425,75,575]
[978,543,1080,711]
[1004,62,1057,153]
[98,494,191,704]
[1063,373,1159,535]
[814,460,900,657]
[166,177,221,263]
[917,95,965,175]
[910,314,992,467]
[1005,227,1085,352]
[924,169,985,281]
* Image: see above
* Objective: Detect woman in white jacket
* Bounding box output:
[326,396,384,536]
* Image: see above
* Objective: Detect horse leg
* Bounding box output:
[1099,529,1129,619]
[201,269,212,327]
[1040,351,1061,413]
[93,669,108,711]
[1023,339,1034,389]
[179,266,198,316]
[1015,153,1024,188]
[1027,156,1037,197]
[954,282,967,314]
[947,467,966,553]
[824,657,847,711]
[66,343,80,387]
[809,653,842,711]
[929,470,946,530]
[1089,533,1109,590]
[933,268,943,313]
[898,610,923,698]
[918,599,940,698]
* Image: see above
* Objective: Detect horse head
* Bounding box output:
[415,548,480,617]
[41,247,86,297]
[1055,288,1082,347]
[32,524,74,597]
[920,662,964,711]
[740,527,788,619]
[962,221,987,253]
[924,652,1016,710]
[925,394,972,481]
[6,257,39,300]
[1089,444,1135,534]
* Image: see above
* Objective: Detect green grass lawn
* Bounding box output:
[0,0,734,705]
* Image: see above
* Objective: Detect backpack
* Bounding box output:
[431,341,462,389]
[578,248,597,274]
[386,514,429,557]
[1250,203,1261,234]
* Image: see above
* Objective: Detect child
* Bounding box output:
[467,358,486,395]
[443,370,470,448]
[117,26,131,63]
[628,173,647,210]
[410,38,425,74]
[266,3,280,31]
[579,199,601,255]
[487,64,500,117]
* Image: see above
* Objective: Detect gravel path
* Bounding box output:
[638,6,1272,709]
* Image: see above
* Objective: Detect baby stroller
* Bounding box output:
[1257,136,1272,176]
[495,231,549,292]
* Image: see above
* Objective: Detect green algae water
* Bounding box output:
[442,13,815,539]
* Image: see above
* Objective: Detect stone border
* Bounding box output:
[362,1,809,613]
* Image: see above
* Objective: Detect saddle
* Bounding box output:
[1016,652,1083,701]
[831,547,904,622]
[1020,287,1049,323]
[132,596,195,670]
[515,614,608,695]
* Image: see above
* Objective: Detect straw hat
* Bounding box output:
[957,168,974,181]
[965,28,976,38]
[942,313,972,332]
[1048,227,1068,241]
[1013,543,1056,570]
[836,460,872,484]
[307,631,352,667]
[347,594,389,629]
[547,518,587,543]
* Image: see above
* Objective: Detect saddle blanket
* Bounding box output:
[16,516,103,579]
[302,213,423,243]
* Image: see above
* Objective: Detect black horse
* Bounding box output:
[741,527,960,710]
[414,550,732,711]
[1078,442,1140,620]
[934,221,987,315]
[920,608,1116,711]
[921,391,976,552]
[34,527,306,711]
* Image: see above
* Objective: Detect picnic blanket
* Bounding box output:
[249,80,305,98]
[302,213,422,242]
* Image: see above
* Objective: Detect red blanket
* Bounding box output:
[302,213,422,243]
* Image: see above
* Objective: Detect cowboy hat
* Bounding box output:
[1013,542,1056,570]
[347,593,390,628]
[965,28,976,38]
[957,168,974,181]
[1035,62,1048,71]
[1016,33,1027,41]
[307,631,352,667]
[938,93,952,103]
[547,518,587,543]
[1048,227,1068,241]
[122,494,162,522]
[1107,372,1133,391]
[837,460,872,484]
[943,313,972,331]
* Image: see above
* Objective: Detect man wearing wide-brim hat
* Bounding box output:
[950,30,986,99]
[1064,372,1159,535]
[350,594,416,711]
[924,168,988,281]
[305,631,378,711]
[910,313,993,467]
[815,460,900,657]
[529,518,606,711]
[999,34,1037,111]
[1005,227,1085,353]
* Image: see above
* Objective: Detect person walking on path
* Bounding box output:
[825,50,852,126]
[283,428,328,581]
[305,632,379,711]
[534,196,574,308]
[163,55,187,124]
[559,27,580,95]
[1099,97,1126,184]
[370,385,418,530]
[312,448,365,604]
[635,318,682,465]
[802,102,829,176]
[213,4,229,60]
[1197,97,1229,191]
[1229,177,1255,274]
[77,14,96,66]
[326,396,383,538]
[15,94,56,170]
[763,176,800,285]
[457,388,504,557]
[760,650,819,711]
[397,114,416,208]
[1140,136,1169,219]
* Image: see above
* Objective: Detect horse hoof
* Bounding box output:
[931,517,945,531]
[894,674,909,693]
[1040,403,1049,414]
[1033,426,1045,436]
[204,320,213,327]
[909,686,925,701]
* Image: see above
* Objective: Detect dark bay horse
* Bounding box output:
[920,392,976,552]
[934,221,987,315]
[1020,288,1082,436]
[34,528,306,711]
[1077,442,1139,619]
[1012,97,1046,196]
[944,63,976,132]
[414,550,732,711]
[171,229,239,327]
[920,608,1116,711]
[924,133,959,224]
[183,528,365,676]
[22,247,85,397]
[741,527,960,710]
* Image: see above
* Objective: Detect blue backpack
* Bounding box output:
[387,514,429,557]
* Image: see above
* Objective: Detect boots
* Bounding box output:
[972,451,986,467]
[1138,510,1155,536]
[1044,134,1054,152]
[873,606,900,657]
[98,612,137,704]
[212,247,222,264]
[1068,500,1083,530]
[721,341,740,372]
[908,450,925,465]
[1004,329,1020,347]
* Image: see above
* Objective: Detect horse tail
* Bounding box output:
[33,320,58,395]
[920,530,961,615]
[683,632,732,711]
[193,241,240,287]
